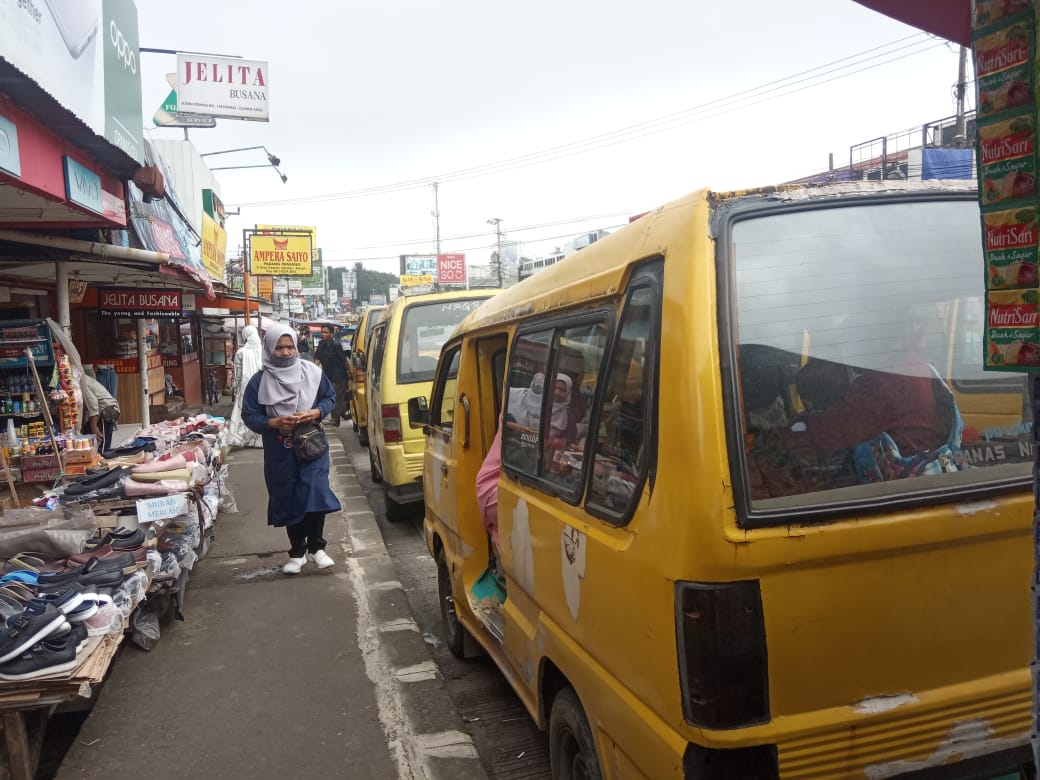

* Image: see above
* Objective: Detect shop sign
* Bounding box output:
[202,188,225,226]
[400,274,434,287]
[0,0,143,164]
[437,253,467,284]
[248,275,259,297]
[0,115,20,177]
[201,213,226,281]
[0,320,53,368]
[302,248,324,290]
[257,276,273,298]
[401,254,438,277]
[62,157,103,214]
[127,140,213,298]
[99,288,182,318]
[136,493,189,524]
[182,294,196,312]
[288,298,304,313]
[273,279,288,295]
[287,279,302,293]
[176,54,269,121]
[249,234,312,276]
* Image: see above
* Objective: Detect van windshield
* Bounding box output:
[397,298,489,384]
[732,197,1030,514]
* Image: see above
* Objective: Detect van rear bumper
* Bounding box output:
[386,480,423,505]
[382,446,424,504]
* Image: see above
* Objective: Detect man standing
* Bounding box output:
[81,374,120,452]
[313,325,349,427]
[297,327,312,355]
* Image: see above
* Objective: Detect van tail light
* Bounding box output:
[382,404,402,443]
[675,580,769,729]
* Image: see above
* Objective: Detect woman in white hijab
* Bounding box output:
[242,323,342,575]
[227,325,264,448]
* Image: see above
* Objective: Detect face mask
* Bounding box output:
[270,354,296,368]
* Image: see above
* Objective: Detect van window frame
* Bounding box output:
[584,259,663,526]
[502,308,616,504]
[428,341,462,443]
[396,297,490,386]
[369,322,388,392]
[715,190,1031,530]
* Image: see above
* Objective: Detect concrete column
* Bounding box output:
[137,318,150,428]
[55,262,70,335]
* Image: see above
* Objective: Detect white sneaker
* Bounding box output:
[309,550,334,569]
[282,556,307,575]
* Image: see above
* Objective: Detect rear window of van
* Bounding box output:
[397,298,489,384]
[731,197,1030,516]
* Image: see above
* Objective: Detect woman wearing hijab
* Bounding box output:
[242,324,341,574]
[227,325,264,449]
[505,373,546,431]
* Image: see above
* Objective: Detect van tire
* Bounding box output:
[437,548,468,658]
[369,448,382,483]
[383,486,407,522]
[549,688,602,780]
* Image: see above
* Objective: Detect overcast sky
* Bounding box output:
[136,0,970,276]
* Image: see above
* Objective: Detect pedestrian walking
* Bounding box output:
[81,374,119,452]
[241,323,341,574]
[313,324,350,426]
[297,326,312,355]
[226,325,264,449]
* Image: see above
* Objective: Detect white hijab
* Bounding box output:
[550,373,572,433]
[237,325,263,385]
[508,373,545,429]
[258,323,322,418]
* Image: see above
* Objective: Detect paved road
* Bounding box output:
[336,425,553,780]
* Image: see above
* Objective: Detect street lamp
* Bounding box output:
[201,145,288,184]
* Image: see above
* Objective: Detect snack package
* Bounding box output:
[986,289,1040,368]
[975,19,1033,118]
[983,205,1040,288]
[979,113,1037,205]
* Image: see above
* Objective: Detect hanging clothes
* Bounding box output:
[226,326,264,448]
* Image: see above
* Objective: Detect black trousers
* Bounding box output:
[286,512,327,558]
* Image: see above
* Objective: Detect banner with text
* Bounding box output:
[176,54,269,121]
[201,213,227,281]
[249,233,313,276]
[99,288,182,317]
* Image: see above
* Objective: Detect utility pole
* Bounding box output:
[432,182,441,254]
[487,217,503,288]
[954,45,968,147]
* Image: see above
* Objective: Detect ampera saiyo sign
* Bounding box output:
[99,288,182,317]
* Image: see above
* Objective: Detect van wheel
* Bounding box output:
[549,688,602,780]
[383,486,407,522]
[437,548,467,658]
[358,426,369,448]
[369,448,382,483]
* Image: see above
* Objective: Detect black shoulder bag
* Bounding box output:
[290,422,328,462]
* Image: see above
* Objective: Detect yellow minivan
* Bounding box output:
[366,289,495,518]
[348,305,386,447]
[417,181,1035,779]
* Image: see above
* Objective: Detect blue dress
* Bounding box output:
[242,372,342,527]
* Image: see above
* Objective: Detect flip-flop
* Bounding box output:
[0,570,38,585]
[7,553,66,574]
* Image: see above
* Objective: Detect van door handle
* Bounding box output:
[441,463,449,476]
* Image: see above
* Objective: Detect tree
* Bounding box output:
[351,261,398,306]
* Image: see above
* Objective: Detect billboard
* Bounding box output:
[201,213,226,281]
[0,0,144,163]
[437,253,467,284]
[176,54,269,121]
[249,234,312,276]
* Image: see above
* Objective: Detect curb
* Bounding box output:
[328,437,488,780]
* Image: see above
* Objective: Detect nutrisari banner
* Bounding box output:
[974,3,1040,370]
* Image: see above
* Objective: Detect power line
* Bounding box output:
[233,33,942,208]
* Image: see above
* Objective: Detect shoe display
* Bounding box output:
[84,603,120,637]
[0,633,80,681]
[0,604,66,663]
[282,556,307,575]
[132,453,188,474]
[27,588,86,616]
[309,550,334,569]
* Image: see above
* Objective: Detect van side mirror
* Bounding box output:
[408,396,429,428]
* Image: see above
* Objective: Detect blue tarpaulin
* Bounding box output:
[921,148,974,180]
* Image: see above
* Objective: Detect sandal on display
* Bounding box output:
[63,466,132,497]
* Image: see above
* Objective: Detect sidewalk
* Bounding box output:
[55,433,486,780]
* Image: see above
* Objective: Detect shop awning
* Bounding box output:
[852,0,970,46]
